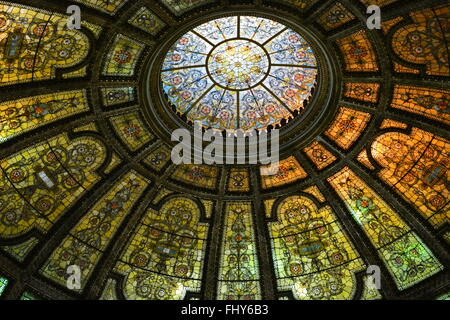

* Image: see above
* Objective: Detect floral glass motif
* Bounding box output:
[317,2,355,31]
[371,129,450,228]
[114,197,208,299]
[161,16,318,132]
[304,141,337,170]
[0,276,8,296]
[0,90,88,143]
[109,112,153,151]
[101,87,135,107]
[227,168,250,192]
[392,6,449,76]
[0,134,106,238]
[128,7,165,36]
[392,86,449,125]
[161,0,214,15]
[72,0,127,14]
[325,107,372,150]
[143,144,171,171]
[41,171,149,291]
[328,168,443,290]
[270,196,364,300]
[218,202,261,300]
[0,3,90,86]
[261,156,308,189]
[102,35,144,76]
[344,82,380,103]
[172,165,219,190]
[336,31,379,72]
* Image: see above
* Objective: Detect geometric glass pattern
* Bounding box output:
[161,16,318,131]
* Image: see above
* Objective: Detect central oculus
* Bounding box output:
[161,16,318,132]
[207,39,270,90]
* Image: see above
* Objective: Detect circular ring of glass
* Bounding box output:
[161,15,318,132]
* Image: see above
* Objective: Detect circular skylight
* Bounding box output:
[161,16,318,132]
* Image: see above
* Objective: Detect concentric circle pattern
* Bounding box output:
[207,39,269,90]
[161,16,318,132]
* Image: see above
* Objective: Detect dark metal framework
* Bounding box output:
[0,0,448,300]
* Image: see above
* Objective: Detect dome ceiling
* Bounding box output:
[0,0,448,301]
[161,15,318,132]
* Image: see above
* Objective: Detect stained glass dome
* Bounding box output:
[0,0,449,303]
[161,16,318,131]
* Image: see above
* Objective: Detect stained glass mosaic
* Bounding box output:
[1,237,39,262]
[0,90,89,143]
[102,35,144,77]
[172,165,219,190]
[218,202,261,300]
[114,197,208,299]
[161,16,318,132]
[328,167,443,290]
[110,112,153,151]
[393,62,420,74]
[325,107,372,150]
[392,6,449,76]
[101,87,135,107]
[392,86,450,125]
[344,82,380,103]
[73,0,126,14]
[381,17,403,34]
[336,31,379,72]
[0,276,8,296]
[227,168,250,192]
[356,149,376,170]
[304,141,337,170]
[161,0,214,15]
[379,119,408,130]
[303,185,326,203]
[261,156,308,189]
[0,3,90,86]
[0,134,106,238]
[143,144,172,171]
[317,2,355,31]
[279,0,318,10]
[129,7,165,36]
[42,170,149,291]
[371,129,450,228]
[270,196,364,300]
